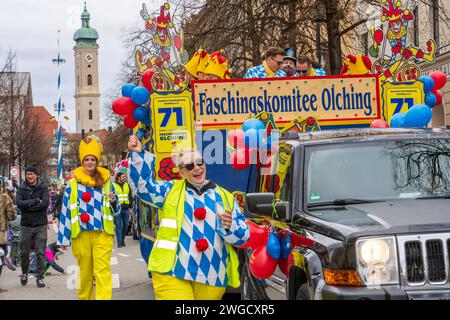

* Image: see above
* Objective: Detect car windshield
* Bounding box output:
[305,139,450,205]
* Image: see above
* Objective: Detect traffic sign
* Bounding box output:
[10,166,19,177]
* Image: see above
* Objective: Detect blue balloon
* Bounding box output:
[425,92,437,108]
[390,113,406,127]
[122,83,136,97]
[133,106,149,122]
[131,86,150,105]
[280,233,291,260]
[267,232,281,260]
[244,128,262,148]
[404,104,432,128]
[243,118,265,132]
[419,76,435,94]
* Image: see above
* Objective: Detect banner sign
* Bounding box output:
[192,75,381,129]
[382,81,424,124]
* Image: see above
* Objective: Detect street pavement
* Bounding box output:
[0,221,154,300]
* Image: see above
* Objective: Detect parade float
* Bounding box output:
[110,1,447,281]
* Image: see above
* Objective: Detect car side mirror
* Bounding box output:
[246,193,290,221]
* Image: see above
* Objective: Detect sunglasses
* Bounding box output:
[297,69,309,74]
[182,158,204,171]
[271,57,284,66]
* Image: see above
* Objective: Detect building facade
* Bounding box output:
[74,3,101,133]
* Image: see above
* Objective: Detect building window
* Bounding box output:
[77,75,80,86]
[87,74,93,86]
[77,110,80,120]
[88,64,91,68]
[89,109,93,120]
[89,102,92,105]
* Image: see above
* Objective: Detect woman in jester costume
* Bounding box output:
[57,137,120,300]
[127,135,249,300]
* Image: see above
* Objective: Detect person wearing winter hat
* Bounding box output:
[16,164,49,288]
[57,137,120,300]
[127,135,249,300]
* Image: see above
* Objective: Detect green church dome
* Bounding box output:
[74,2,99,46]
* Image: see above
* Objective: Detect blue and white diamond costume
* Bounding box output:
[128,151,250,288]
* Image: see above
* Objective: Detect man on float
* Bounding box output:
[127,136,249,300]
[244,47,286,78]
[281,47,298,77]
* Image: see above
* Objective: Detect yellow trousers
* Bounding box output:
[152,272,226,300]
[72,230,114,300]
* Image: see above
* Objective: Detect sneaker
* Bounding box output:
[2,256,16,271]
[36,278,45,288]
[20,273,28,286]
[117,243,124,248]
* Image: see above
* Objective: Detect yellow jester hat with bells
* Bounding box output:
[73,136,111,188]
[184,49,209,79]
[204,50,232,79]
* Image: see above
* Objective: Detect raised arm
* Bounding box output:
[127,135,173,208]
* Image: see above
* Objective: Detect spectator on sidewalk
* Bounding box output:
[244,47,287,79]
[113,172,133,248]
[16,164,49,288]
[0,190,17,293]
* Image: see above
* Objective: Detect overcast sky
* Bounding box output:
[0,0,165,132]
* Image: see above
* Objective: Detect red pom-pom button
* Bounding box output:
[194,207,206,220]
[80,213,90,223]
[195,238,209,252]
[81,192,92,203]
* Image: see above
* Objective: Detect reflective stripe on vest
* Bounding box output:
[148,180,241,288]
[113,182,130,205]
[68,178,115,239]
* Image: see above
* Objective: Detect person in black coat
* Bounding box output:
[15,164,49,288]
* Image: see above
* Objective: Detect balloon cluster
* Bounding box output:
[391,71,447,128]
[112,69,157,129]
[114,159,129,176]
[237,221,292,279]
[227,118,279,170]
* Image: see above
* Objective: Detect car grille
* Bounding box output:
[398,234,450,287]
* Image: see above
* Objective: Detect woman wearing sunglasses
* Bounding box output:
[127,135,249,300]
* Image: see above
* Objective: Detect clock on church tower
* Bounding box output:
[74,2,100,133]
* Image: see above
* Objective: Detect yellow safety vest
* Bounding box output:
[68,178,115,238]
[113,182,130,205]
[148,179,241,288]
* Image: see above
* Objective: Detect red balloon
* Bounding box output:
[432,89,443,105]
[123,114,139,129]
[236,221,269,249]
[112,97,137,116]
[429,71,447,90]
[141,69,156,93]
[370,119,390,128]
[278,253,294,276]
[227,129,245,148]
[249,245,278,279]
[173,35,182,50]
[374,29,383,44]
[230,148,256,170]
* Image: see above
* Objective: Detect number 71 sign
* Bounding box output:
[150,90,194,155]
[382,81,425,124]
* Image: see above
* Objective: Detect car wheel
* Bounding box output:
[296,283,312,300]
[240,261,269,300]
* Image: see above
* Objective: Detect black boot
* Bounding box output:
[36,278,45,288]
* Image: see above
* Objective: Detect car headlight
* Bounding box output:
[356,236,399,286]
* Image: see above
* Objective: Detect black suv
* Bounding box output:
[241,128,450,300]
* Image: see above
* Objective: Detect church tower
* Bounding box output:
[74,2,100,133]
